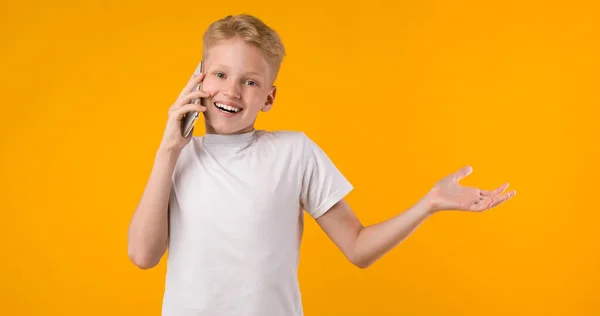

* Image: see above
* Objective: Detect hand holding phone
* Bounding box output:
[157,61,210,152]
[181,61,204,137]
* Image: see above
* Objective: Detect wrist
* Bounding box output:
[156,146,181,159]
[421,192,439,216]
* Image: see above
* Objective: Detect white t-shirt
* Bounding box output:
[162,129,353,316]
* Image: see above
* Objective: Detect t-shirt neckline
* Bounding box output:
[203,129,258,146]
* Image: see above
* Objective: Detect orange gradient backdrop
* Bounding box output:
[1,0,599,315]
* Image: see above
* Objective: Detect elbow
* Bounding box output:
[128,248,160,270]
[129,253,159,270]
[349,253,374,269]
[353,259,373,269]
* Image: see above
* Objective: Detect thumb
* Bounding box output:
[454,165,473,181]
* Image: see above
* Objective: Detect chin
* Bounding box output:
[203,111,256,135]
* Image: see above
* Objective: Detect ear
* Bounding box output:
[261,85,277,112]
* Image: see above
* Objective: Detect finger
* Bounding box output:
[488,190,516,209]
[182,90,212,105]
[173,90,212,109]
[172,103,207,119]
[479,189,492,196]
[177,73,205,99]
[454,165,473,182]
[479,183,509,197]
[490,183,510,197]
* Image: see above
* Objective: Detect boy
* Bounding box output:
[127,14,516,316]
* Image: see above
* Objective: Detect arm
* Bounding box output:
[315,196,433,269]
[315,166,516,269]
[127,148,180,269]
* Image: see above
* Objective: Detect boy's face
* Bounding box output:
[200,37,277,135]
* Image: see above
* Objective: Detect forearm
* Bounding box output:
[352,195,434,268]
[127,148,180,269]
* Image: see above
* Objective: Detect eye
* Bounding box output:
[215,72,225,79]
[245,80,258,86]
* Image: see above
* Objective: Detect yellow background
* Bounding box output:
[1,0,599,315]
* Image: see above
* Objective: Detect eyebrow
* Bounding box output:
[213,64,264,78]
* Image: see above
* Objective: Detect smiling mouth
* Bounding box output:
[214,102,242,113]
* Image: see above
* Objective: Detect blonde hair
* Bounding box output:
[202,14,286,83]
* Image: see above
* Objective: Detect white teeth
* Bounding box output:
[215,102,241,113]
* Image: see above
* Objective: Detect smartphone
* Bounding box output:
[181,61,203,137]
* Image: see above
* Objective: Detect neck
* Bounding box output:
[202,126,258,148]
[204,120,255,135]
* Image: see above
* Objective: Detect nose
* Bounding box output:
[223,79,241,99]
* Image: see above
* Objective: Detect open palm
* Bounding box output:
[427,166,516,213]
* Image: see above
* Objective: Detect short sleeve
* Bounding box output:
[300,133,353,219]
